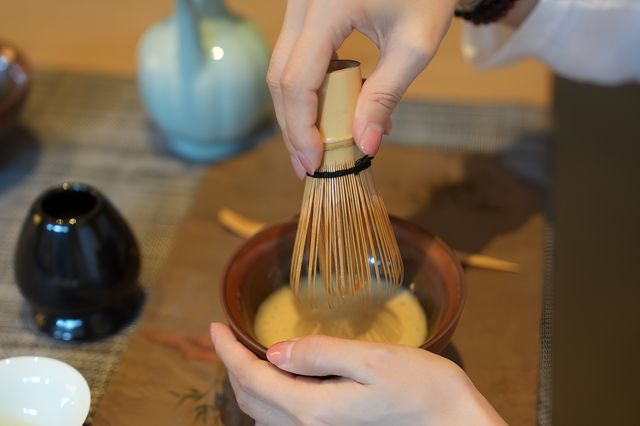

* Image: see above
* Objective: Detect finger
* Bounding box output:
[267,0,309,163]
[353,37,433,156]
[281,3,352,173]
[267,335,395,384]
[290,153,307,180]
[210,323,260,372]
[268,0,310,79]
[383,117,392,135]
[210,323,305,408]
[228,375,293,426]
[233,372,364,426]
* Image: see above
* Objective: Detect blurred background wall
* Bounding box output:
[1,0,550,107]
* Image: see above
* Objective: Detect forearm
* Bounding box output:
[432,364,507,426]
[457,382,508,425]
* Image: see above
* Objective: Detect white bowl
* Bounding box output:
[0,356,90,426]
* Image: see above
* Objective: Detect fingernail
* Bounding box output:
[358,124,383,156]
[296,152,314,176]
[290,154,307,180]
[267,340,295,367]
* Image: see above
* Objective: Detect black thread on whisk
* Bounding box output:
[307,156,373,179]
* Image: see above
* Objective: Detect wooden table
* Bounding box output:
[93,138,544,425]
[3,4,547,423]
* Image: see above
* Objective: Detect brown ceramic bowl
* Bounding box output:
[221,216,465,359]
[0,41,31,136]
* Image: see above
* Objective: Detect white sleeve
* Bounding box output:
[462,0,640,85]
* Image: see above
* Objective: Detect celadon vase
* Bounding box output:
[137,0,271,162]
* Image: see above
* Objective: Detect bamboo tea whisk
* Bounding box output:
[290,60,403,305]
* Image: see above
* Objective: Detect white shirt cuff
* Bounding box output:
[461,0,640,85]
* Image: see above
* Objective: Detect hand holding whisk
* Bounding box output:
[290,60,404,306]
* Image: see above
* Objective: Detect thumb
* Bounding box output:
[353,41,432,156]
[266,335,381,384]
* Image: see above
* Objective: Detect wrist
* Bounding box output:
[436,363,507,425]
[455,375,507,425]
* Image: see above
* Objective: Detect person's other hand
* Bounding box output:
[210,322,505,425]
[267,0,458,179]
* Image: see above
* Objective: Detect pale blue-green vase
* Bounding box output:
[137,0,271,162]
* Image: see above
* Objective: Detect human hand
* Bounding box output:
[210,322,505,425]
[267,0,458,179]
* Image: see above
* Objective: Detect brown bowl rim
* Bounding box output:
[220,215,466,357]
[0,41,31,115]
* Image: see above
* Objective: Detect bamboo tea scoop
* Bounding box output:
[217,208,521,274]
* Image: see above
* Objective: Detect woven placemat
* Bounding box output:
[0,70,203,420]
[391,100,548,152]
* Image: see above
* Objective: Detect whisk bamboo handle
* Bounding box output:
[217,208,521,274]
[314,60,366,172]
[317,60,362,146]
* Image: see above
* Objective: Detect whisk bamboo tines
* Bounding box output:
[290,60,404,306]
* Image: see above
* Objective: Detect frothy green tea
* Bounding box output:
[254,285,428,347]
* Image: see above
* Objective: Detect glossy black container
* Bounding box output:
[14,182,143,341]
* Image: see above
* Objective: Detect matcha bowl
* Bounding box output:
[0,41,30,136]
[221,216,466,359]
